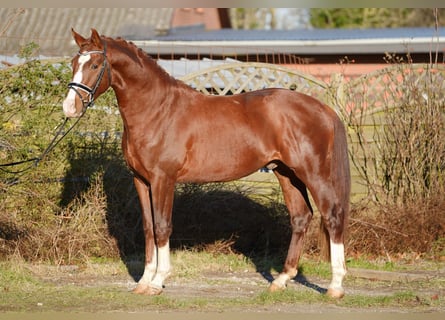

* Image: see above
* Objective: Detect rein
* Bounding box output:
[0,115,84,177]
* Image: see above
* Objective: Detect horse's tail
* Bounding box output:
[319,115,351,261]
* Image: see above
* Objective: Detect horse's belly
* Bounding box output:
[176,152,264,183]
[177,168,257,183]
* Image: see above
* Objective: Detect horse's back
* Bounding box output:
[237,88,336,127]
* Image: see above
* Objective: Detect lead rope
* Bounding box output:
[0,113,84,178]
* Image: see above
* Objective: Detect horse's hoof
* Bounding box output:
[268,282,286,292]
[133,284,163,296]
[132,284,148,295]
[326,287,345,299]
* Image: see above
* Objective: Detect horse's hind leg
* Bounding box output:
[269,168,313,292]
[324,200,348,298]
[310,185,348,299]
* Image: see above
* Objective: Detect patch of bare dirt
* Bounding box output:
[29,263,445,313]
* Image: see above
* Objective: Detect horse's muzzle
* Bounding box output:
[62,97,83,118]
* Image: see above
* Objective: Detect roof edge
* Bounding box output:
[134,37,445,55]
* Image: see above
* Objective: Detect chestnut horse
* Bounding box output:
[63,29,350,298]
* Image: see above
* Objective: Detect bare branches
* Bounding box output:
[342,61,445,205]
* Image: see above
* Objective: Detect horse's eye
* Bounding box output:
[91,64,99,70]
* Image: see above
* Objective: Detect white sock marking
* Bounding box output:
[138,246,157,286]
[137,242,171,289]
[329,240,346,291]
[151,242,171,288]
[272,273,290,289]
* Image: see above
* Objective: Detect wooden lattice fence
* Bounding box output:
[180,62,329,102]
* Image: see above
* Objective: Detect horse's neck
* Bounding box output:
[110,52,179,127]
[111,53,164,101]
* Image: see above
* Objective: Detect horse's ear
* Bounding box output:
[90,28,103,50]
[71,28,87,48]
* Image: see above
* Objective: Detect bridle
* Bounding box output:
[67,41,111,113]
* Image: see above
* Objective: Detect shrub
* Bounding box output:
[341,58,445,258]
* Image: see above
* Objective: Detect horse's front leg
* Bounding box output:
[149,175,175,292]
[132,175,175,295]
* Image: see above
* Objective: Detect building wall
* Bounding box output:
[171,8,226,30]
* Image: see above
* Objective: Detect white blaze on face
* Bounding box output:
[62,53,91,117]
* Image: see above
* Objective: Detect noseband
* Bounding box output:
[67,41,111,112]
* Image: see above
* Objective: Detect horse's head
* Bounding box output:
[62,28,111,118]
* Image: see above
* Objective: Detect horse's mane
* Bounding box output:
[103,35,190,89]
